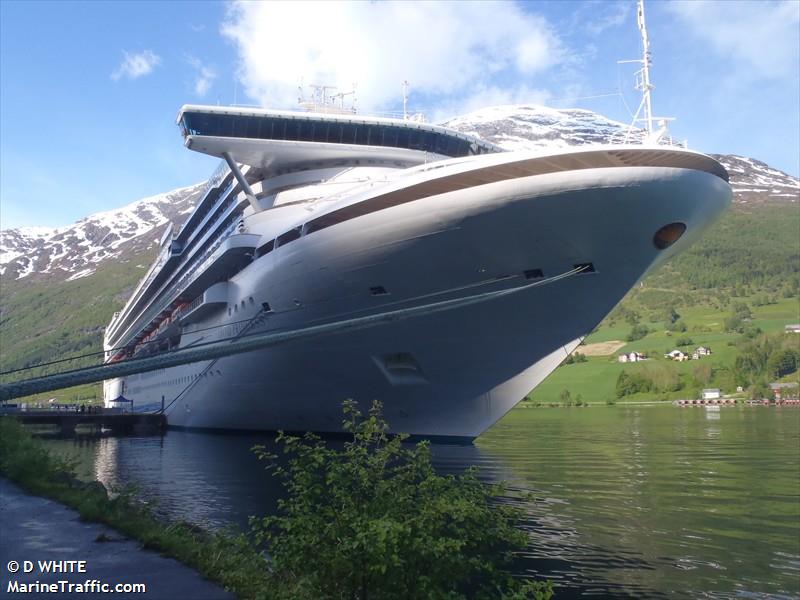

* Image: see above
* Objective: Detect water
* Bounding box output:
[41,406,800,598]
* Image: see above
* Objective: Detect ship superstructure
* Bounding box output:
[103,107,501,364]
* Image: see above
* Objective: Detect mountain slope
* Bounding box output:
[0,183,204,281]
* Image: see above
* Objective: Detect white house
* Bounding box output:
[695,346,712,356]
[619,352,647,363]
[665,349,688,361]
[702,388,721,400]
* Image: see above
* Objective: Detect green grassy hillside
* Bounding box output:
[0,251,156,374]
[526,202,800,405]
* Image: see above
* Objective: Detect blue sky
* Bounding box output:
[1,0,798,229]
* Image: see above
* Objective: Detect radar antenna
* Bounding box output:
[636,0,654,136]
[297,83,357,114]
[619,0,678,145]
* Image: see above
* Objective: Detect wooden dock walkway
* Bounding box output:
[0,410,165,435]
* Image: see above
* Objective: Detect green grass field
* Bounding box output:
[525,296,799,406]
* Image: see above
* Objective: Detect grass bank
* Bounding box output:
[1,414,552,599]
[0,417,271,599]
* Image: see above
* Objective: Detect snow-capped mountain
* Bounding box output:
[444,105,799,204]
[709,154,799,203]
[1,105,797,282]
[444,105,648,150]
[0,183,204,281]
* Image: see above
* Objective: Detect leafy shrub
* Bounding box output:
[767,348,798,379]
[616,370,651,397]
[667,319,688,333]
[564,352,587,365]
[626,324,649,342]
[250,401,553,600]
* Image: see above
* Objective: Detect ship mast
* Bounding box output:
[636,0,655,136]
[620,0,675,145]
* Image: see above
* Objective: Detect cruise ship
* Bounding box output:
[101,99,730,439]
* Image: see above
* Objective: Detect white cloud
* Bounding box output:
[583,1,631,36]
[667,0,800,81]
[220,1,564,116]
[186,56,217,96]
[111,50,161,81]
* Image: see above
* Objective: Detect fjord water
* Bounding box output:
[43,406,799,598]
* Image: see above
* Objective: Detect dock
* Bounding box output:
[0,409,165,435]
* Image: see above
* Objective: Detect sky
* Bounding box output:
[1,0,798,230]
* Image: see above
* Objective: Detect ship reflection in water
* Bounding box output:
[44,406,799,599]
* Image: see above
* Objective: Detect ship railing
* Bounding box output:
[107,245,172,338]
[112,178,242,341]
[114,199,240,347]
[610,126,687,148]
[172,293,204,323]
[180,178,238,251]
[360,110,428,123]
[204,160,230,195]
[111,218,240,349]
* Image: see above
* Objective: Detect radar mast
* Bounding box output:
[620,0,676,145]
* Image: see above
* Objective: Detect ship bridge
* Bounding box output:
[176,104,502,174]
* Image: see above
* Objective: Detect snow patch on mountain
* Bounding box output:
[710,155,798,203]
[445,105,798,204]
[444,104,650,151]
[0,183,204,280]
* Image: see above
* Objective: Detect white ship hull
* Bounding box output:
[107,159,730,440]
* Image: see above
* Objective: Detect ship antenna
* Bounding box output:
[636,0,654,136]
[618,0,679,146]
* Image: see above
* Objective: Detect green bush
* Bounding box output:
[767,348,798,379]
[615,370,651,397]
[626,324,649,342]
[250,400,552,600]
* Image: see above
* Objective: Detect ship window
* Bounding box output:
[261,302,272,312]
[256,239,274,257]
[276,227,301,247]
[181,111,496,157]
[574,262,596,273]
[524,269,544,279]
[370,286,389,296]
[231,116,243,137]
[396,128,410,147]
[285,119,299,140]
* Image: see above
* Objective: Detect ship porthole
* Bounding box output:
[653,222,686,250]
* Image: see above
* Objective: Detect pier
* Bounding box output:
[0,410,165,435]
